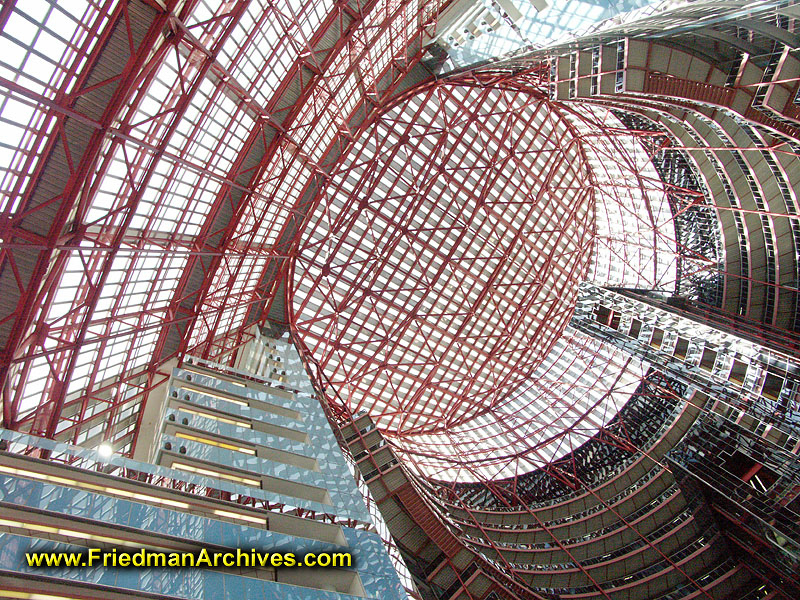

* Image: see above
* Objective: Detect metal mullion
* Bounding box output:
[307,242,499,378]
[334,257,426,367]
[0,0,162,422]
[84,246,178,397]
[45,278,171,343]
[45,370,170,443]
[572,97,741,293]
[149,92,245,227]
[584,129,666,287]
[177,23,326,175]
[521,355,638,450]
[377,315,468,409]
[265,0,382,126]
[416,300,588,437]
[222,6,284,100]
[293,79,597,437]
[184,156,303,350]
[569,106,678,291]
[0,79,301,217]
[199,254,272,348]
[343,219,454,355]
[438,149,588,376]
[11,246,108,426]
[358,114,499,428]
[457,150,572,315]
[22,2,241,438]
[191,171,305,353]
[299,327,466,409]
[317,86,438,247]
[75,266,148,444]
[155,0,367,361]
[293,90,447,359]
[183,0,419,361]
[2,0,118,211]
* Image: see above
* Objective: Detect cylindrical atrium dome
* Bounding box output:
[291,82,674,481]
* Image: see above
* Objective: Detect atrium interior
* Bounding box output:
[0,1,800,599]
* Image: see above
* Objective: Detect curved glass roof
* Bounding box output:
[0,0,680,473]
[291,82,675,481]
[292,83,595,435]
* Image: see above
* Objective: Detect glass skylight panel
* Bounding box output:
[188,254,270,350]
[569,107,677,289]
[185,0,221,26]
[0,96,51,215]
[86,141,146,226]
[15,224,190,423]
[1,1,108,96]
[333,73,361,118]
[295,92,337,162]
[295,84,598,440]
[288,0,335,42]
[134,163,221,236]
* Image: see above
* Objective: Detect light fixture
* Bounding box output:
[179,407,251,428]
[171,462,261,487]
[179,384,248,406]
[97,442,114,458]
[174,432,255,455]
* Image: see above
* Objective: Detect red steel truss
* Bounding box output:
[287,72,714,483]
[290,79,596,437]
[0,0,446,454]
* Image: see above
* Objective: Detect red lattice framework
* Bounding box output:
[0,0,445,455]
[286,72,695,483]
[290,79,596,437]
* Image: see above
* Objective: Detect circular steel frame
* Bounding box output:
[290,82,594,440]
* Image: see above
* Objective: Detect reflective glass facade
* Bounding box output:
[0,334,407,600]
